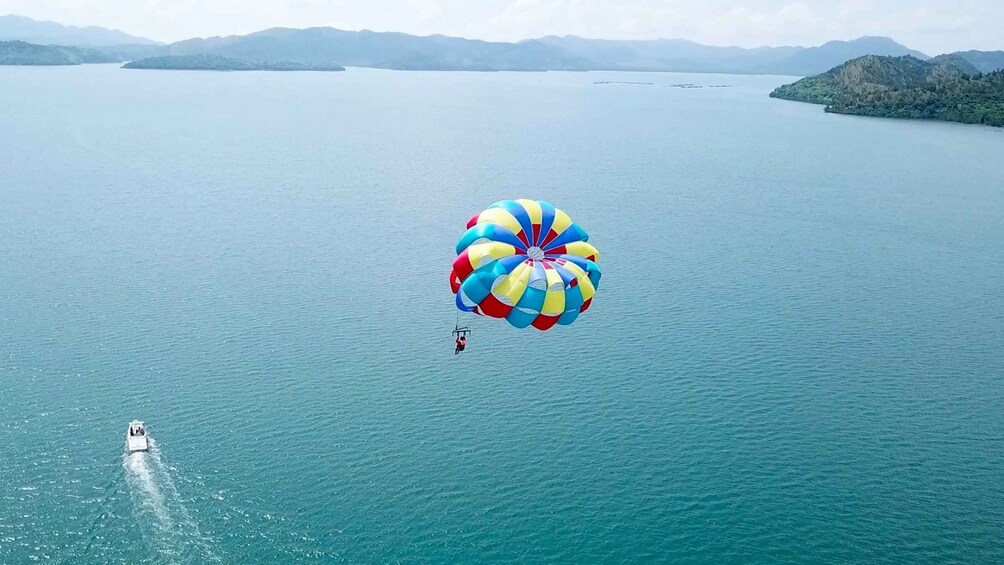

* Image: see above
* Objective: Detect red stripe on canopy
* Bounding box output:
[478,293,514,319]
[450,250,474,287]
[531,315,560,330]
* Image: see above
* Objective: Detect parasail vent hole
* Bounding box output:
[527,246,544,260]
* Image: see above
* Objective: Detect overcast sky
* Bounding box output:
[1,0,1000,54]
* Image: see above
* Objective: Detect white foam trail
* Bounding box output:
[124,443,174,531]
[122,438,220,564]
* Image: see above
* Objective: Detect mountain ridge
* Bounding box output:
[159,28,926,74]
[0,14,158,46]
[532,34,928,74]
[2,15,1002,76]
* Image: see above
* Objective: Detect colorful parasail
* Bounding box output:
[450,199,601,330]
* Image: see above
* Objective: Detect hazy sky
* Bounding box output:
[1,0,1000,54]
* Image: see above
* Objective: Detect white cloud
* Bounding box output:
[407,0,444,21]
[488,0,683,40]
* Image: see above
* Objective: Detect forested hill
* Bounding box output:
[770,55,1004,127]
[944,50,1004,73]
[123,54,345,71]
[0,40,116,65]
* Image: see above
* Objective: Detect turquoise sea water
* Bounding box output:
[1,65,1003,563]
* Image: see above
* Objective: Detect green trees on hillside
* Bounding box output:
[0,40,116,65]
[122,54,345,71]
[771,56,1004,127]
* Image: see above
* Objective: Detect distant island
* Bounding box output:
[122,54,345,71]
[0,40,116,65]
[770,55,1004,127]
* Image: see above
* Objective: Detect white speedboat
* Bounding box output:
[127,420,148,452]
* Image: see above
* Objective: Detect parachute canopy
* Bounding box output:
[450,199,601,330]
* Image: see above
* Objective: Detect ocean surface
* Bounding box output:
[1,64,1002,564]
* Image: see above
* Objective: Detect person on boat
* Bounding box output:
[455,335,467,355]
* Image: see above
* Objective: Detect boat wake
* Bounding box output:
[122,438,219,564]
